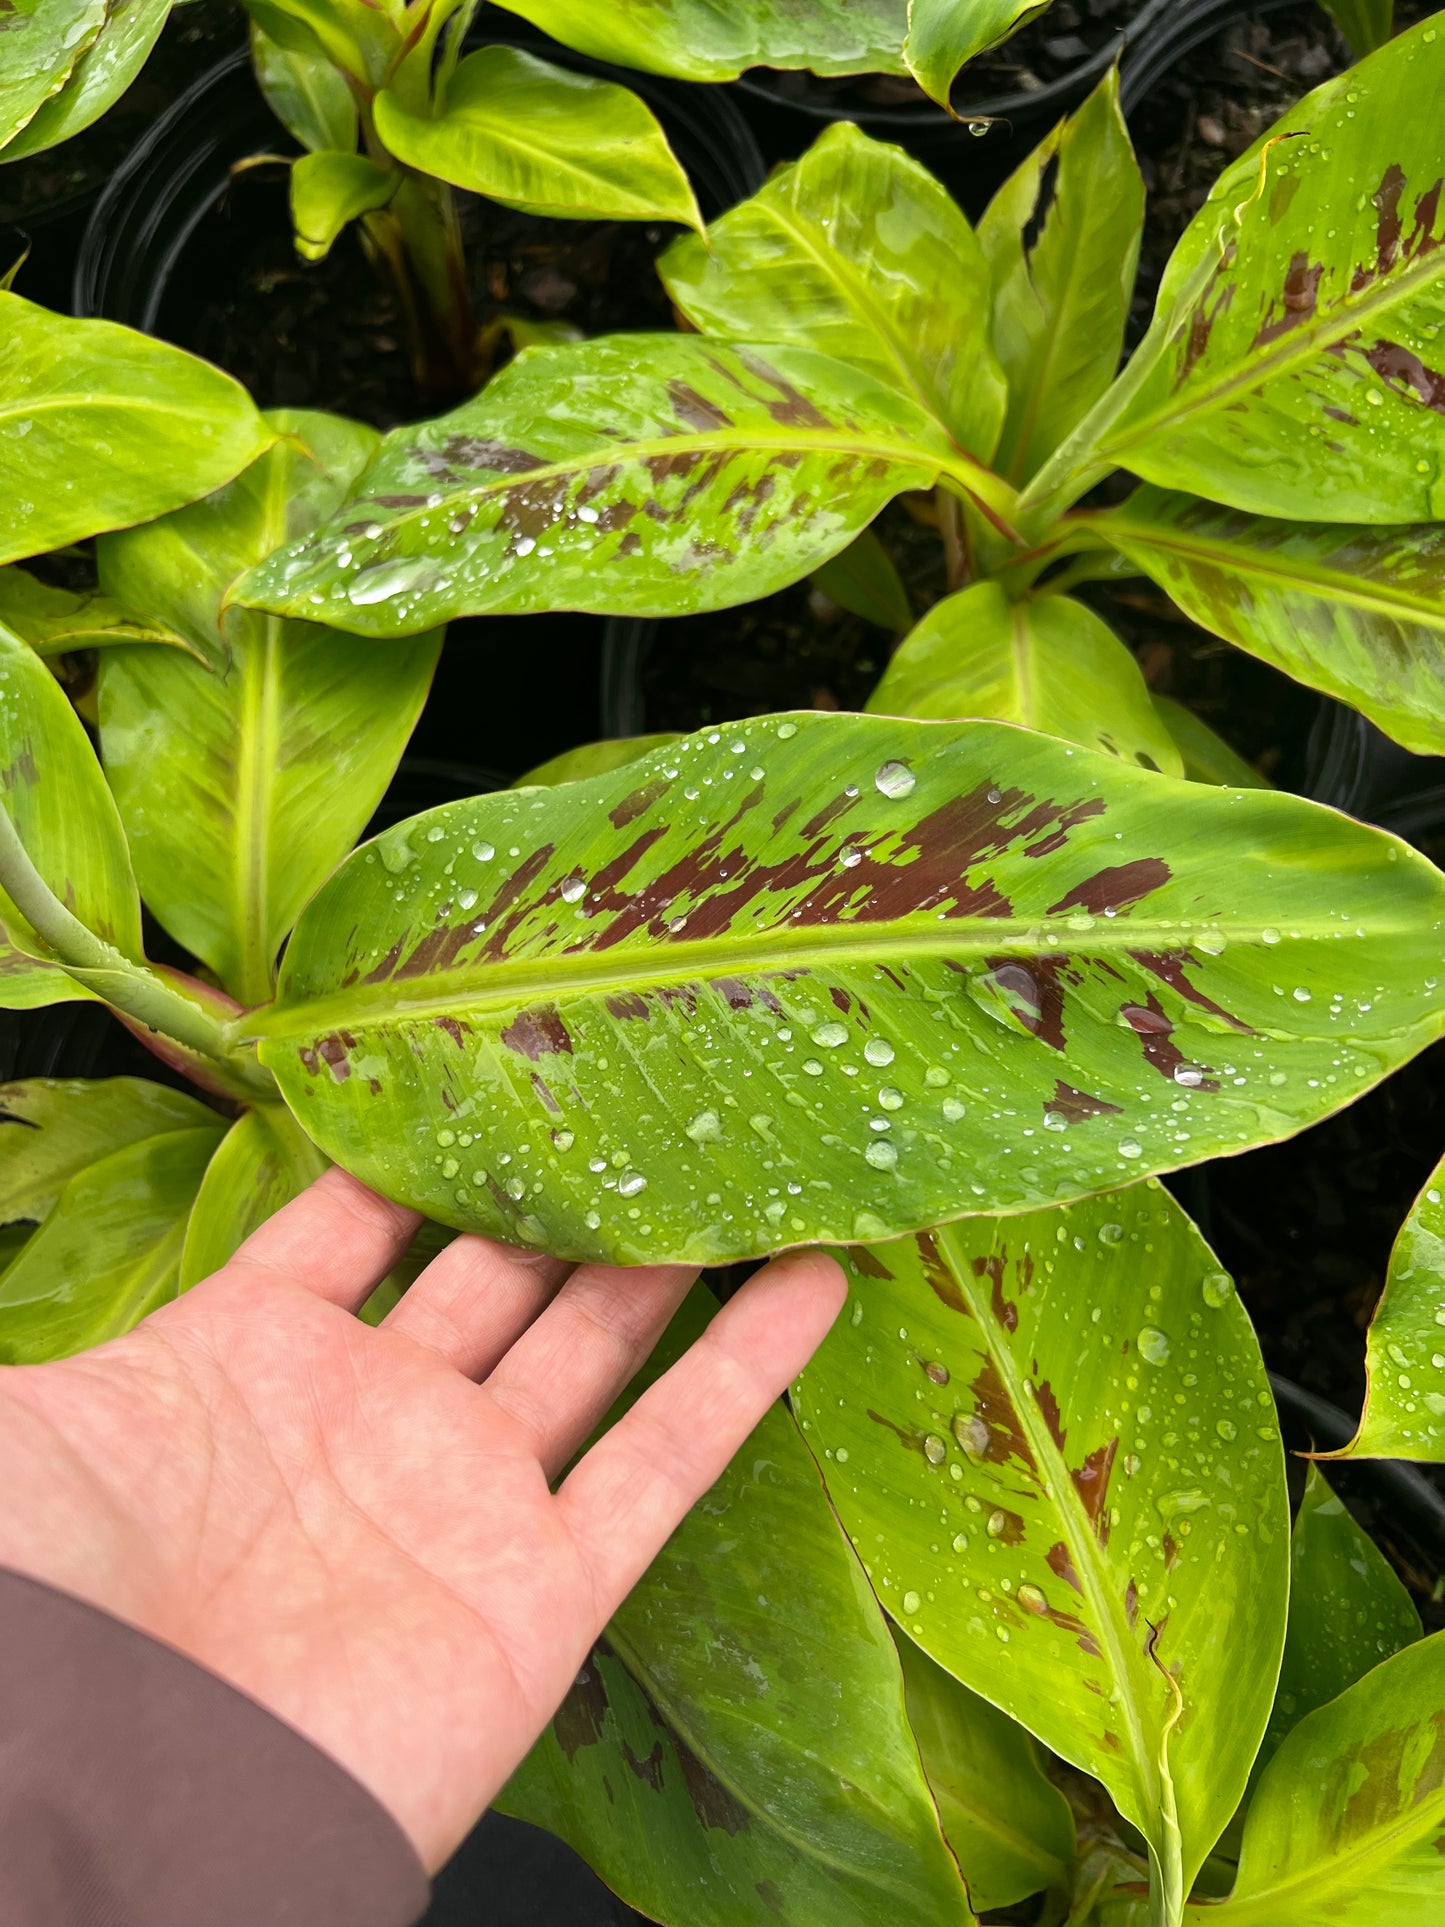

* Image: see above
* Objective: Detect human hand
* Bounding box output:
[0,1168,845,1871]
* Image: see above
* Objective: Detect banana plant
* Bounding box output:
[243,0,702,395]
[237,22,1445,763]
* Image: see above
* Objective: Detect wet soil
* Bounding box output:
[174,172,696,430]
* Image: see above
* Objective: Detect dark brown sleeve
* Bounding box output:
[0,1566,430,1927]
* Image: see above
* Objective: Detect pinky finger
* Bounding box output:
[555,1251,846,1620]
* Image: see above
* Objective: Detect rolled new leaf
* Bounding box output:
[487,0,913,80]
[1338,1152,1445,1459]
[0,294,273,563]
[251,712,1445,1266]
[231,337,984,635]
[1185,1632,1445,1923]
[374,47,703,232]
[1094,488,1445,757]
[793,1184,1288,1906]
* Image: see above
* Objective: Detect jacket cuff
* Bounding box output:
[0,1565,430,1927]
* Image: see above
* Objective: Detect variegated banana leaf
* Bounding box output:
[1187,1632,1445,1924]
[793,1184,1288,1911]
[250,712,1445,1266]
[1093,489,1445,757]
[230,337,1011,635]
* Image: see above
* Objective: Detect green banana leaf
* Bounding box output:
[0,617,142,1007]
[290,151,397,261]
[1,0,170,161]
[231,337,991,634]
[978,72,1144,488]
[1094,488,1445,757]
[1058,20,1445,523]
[250,712,1445,1266]
[1254,1465,1421,1779]
[179,1101,328,1288]
[0,294,273,564]
[0,1076,218,1225]
[501,1283,976,1927]
[1339,1150,1445,1459]
[812,528,912,632]
[1149,698,1272,791]
[250,18,358,152]
[0,563,197,663]
[97,409,441,1008]
[0,1119,227,1362]
[659,120,1006,460]
[904,0,1044,106]
[896,1632,1075,1909]
[515,735,681,789]
[375,46,702,231]
[1187,1632,1445,1924]
[0,0,108,151]
[487,0,912,80]
[793,1184,1288,1906]
[866,583,1183,773]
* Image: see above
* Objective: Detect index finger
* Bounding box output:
[554,1250,846,1619]
[225,1166,422,1311]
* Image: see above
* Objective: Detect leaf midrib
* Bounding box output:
[249,908,1428,1041]
[1106,520,1445,627]
[1103,238,1445,459]
[942,1219,1161,1844]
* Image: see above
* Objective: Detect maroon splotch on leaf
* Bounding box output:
[1047,1080,1124,1124]
[1048,858,1172,918]
[500,1003,574,1059]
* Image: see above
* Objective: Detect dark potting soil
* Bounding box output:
[0,0,242,229]
[757,0,1138,113]
[175,171,695,430]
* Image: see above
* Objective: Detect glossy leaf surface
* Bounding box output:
[0,0,107,150]
[794,1185,1288,1894]
[179,1102,327,1288]
[897,1632,1074,1909]
[0,618,141,1005]
[1088,21,1445,522]
[0,1076,217,1225]
[0,564,196,662]
[1151,697,1271,790]
[2,0,169,161]
[979,73,1143,487]
[904,0,1041,105]
[516,735,681,790]
[1320,0,1394,56]
[251,19,357,153]
[661,122,1005,459]
[502,1284,973,1927]
[1256,1466,1421,1778]
[0,1121,225,1363]
[812,527,912,632]
[1188,1632,1445,1925]
[98,410,441,1007]
[290,150,397,261]
[488,0,911,80]
[233,339,963,635]
[1344,1151,1445,1458]
[867,583,1182,773]
[1095,488,1445,756]
[376,47,701,231]
[253,712,1445,1266]
[239,0,396,89]
[0,294,272,564]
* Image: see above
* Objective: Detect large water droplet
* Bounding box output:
[811,1021,849,1048]
[1202,1270,1234,1308]
[875,760,916,799]
[865,1140,898,1170]
[877,1087,904,1111]
[618,1171,647,1197]
[686,1109,723,1143]
[923,1434,947,1465]
[1138,1326,1170,1364]
[902,1589,922,1614]
[347,557,437,605]
[953,1413,989,1458]
[559,875,586,904]
[864,1037,895,1067]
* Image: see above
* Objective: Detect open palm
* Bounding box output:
[0,1168,844,1870]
